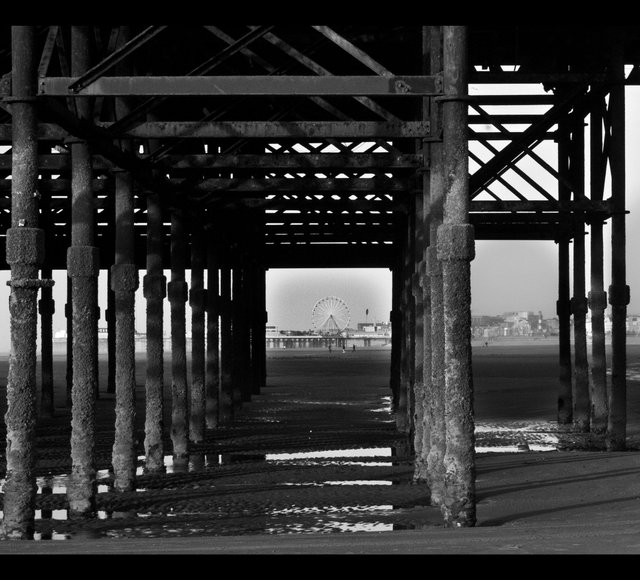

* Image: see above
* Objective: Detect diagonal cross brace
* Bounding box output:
[469,84,588,198]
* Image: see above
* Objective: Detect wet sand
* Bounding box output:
[1,337,640,554]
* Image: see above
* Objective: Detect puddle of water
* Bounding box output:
[282,480,393,487]
[265,521,395,534]
[266,447,393,461]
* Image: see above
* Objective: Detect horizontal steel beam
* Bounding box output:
[109,121,431,139]
[469,72,608,84]
[185,177,416,194]
[162,153,423,170]
[263,244,395,269]
[204,197,405,212]
[39,75,442,96]
[0,152,423,171]
[470,199,611,213]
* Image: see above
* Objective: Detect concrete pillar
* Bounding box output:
[607,37,628,451]
[205,227,220,429]
[189,208,206,444]
[557,122,573,424]
[570,116,590,433]
[143,191,166,474]
[1,25,49,540]
[436,26,476,527]
[219,266,234,422]
[168,203,189,472]
[588,96,608,437]
[67,25,99,517]
[111,26,139,491]
[425,25,446,508]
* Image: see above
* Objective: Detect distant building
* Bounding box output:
[356,321,391,336]
[472,311,554,338]
[627,314,640,335]
[266,324,280,338]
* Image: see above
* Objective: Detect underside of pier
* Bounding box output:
[0,24,638,537]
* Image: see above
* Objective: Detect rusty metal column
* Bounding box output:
[65,275,72,406]
[588,95,608,437]
[39,179,55,418]
[111,26,139,491]
[251,264,266,394]
[246,262,259,396]
[205,226,220,429]
[67,25,100,517]
[406,204,417,444]
[260,267,267,390]
[1,25,49,540]
[232,263,247,409]
[570,116,590,433]
[104,144,116,395]
[389,262,402,411]
[426,24,446,508]
[106,263,116,394]
[414,24,433,486]
[557,121,573,424]
[436,26,475,527]
[607,37,628,451]
[412,198,426,473]
[395,221,411,434]
[143,190,166,474]
[219,265,234,422]
[189,207,206,445]
[168,202,190,472]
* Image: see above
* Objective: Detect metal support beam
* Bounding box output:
[607,37,628,451]
[205,224,220,429]
[219,266,234,422]
[169,201,189,472]
[1,25,48,540]
[570,116,590,433]
[143,190,166,474]
[69,26,168,93]
[413,25,431,487]
[426,25,446,509]
[107,121,431,140]
[68,25,99,518]
[588,96,608,437]
[189,207,207,445]
[39,75,442,96]
[436,26,476,528]
[111,27,140,492]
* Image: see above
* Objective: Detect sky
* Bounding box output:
[0,84,639,348]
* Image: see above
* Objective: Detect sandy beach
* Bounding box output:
[1,337,640,555]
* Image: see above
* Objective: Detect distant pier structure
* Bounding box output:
[0,25,637,536]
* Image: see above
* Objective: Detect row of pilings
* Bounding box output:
[388,25,630,529]
[1,26,268,539]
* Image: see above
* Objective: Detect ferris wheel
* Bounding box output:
[311,296,351,336]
